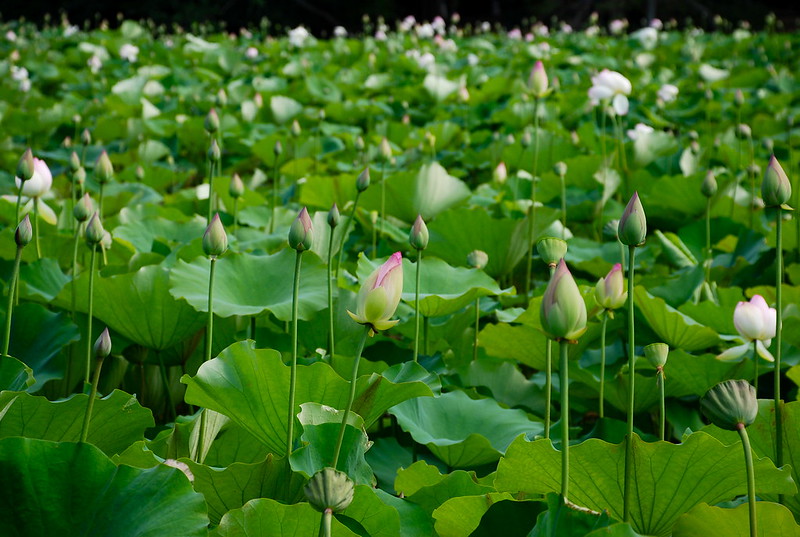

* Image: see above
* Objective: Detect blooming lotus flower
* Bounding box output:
[119,44,139,62]
[657,84,679,103]
[718,295,776,362]
[588,69,632,116]
[288,26,311,47]
[15,157,52,198]
[626,123,654,141]
[348,252,403,333]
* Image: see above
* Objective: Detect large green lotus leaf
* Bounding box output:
[402,466,494,515]
[494,432,796,537]
[182,341,432,456]
[456,356,545,415]
[0,356,33,391]
[19,258,70,301]
[8,303,79,390]
[530,493,613,537]
[391,390,543,468]
[270,95,303,124]
[394,460,449,496]
[57,264,205,352]
[432,493,522,537]
[185,454,305,525]
[212,498,359,536]
[374,488,435,537]
[672,502,800,536]
[661,350,750,397]
[585,523,647,537]
[340,486,403,537]
[634,286,720,352]
[169,250,328,320]
[0,390,154,457]
[478,322,547,370]
[113,210,207,253]
[0,437,208,536]
[357,255,508,318]
[701,400,800,518]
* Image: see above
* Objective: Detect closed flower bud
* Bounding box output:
[409,214,429,250]
[603,219,620,240]
[644,342,669,368]
[553,161,567,177]
[229,173,245,199]
[81,128,92,146]
[347,251,403,332]
[356,168,370,192]
[69,151,81,173]
[204,108,220,133]
[95,151,114,184]
[15,215,32,247]
[93,327,112,360]
[380,137,392,161]
[734,89,744,107]
[701,379,758,431]
[74,193,93,223]
[618,192,647,246]
[74,167,86,187]
[761,155,792,207]
[701,170,718,198]
[467,250,489,270]
[493,162,508,184]
[101,231,113,252]
[291,119,302,137]
[85,212,105,246]
[203,213,228,257]
[540,259,587,341]
[304,468,355,514]
[737,123,751,139]
[274,140,283,156]
[16,148,34,181]
[521,129,532,148]
[536,237,568,267]
[355,136,365,152]
[327,203,340,228]
[217,89,227,107]
[529,60,549,98]
[595,263,627,310]
[135,165,145,182]
[288,207,313,251]
[208,139,221,162]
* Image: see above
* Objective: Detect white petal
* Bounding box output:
[734,302,764,341]
[717,343,750,362]
[36,200,58,225]
[612,94,629,116]
[756,340,775,362]
[588,85,613,101]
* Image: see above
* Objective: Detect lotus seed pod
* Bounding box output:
[536,237,568,267]
[553,161,567,177]
[595,263,627,310]
[288,207,313,251]
[81,128,92,146]
[327,203,340,229]
[409,214,429,250]
[202,213,228,257]
[14,215,32,247]
[204,108,220,134]
[644,342,669,368]
[85,212,105,246]
[291,119,302,137]
[467,250,489,270]
[540,259,587,341]
[701,171,718,198]
[304,468,355,514]
[618,192,647,246]
[356,168,370,192]
[16,148,34,182]
[208,139,221,162]
[93,327,112,359]
[69,151,81,173]
[701,379,758,431]
[95,151,114,184]
[761,155,792,207]
[529,60,548,98]
[229,173,245,199]
[74,193,93,222]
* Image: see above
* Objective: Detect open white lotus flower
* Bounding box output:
[588,69,632,116]
[718,294,777,362]
[5,157,57,225]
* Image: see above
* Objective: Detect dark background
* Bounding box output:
[1,0,798,35]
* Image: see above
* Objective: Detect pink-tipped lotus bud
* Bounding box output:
[529,60,549,98]
[135,165,145,182]
[229,173,245,199]
[69,151,81,173]
[291,119,302,137]
[701,171,718,198]
[380,137,392,161]
[203,213,228,257]
[74,193,93,222]
[95,151,114,184]
[101,231,113,252]
[208,139,221,162]
[356,168,370,192]
[536,237,567,267]
[595,263,627,310]
[327,203,340,228]
[15,215,32,248]
[761,155,792,207]
[409,214,429,250]
[734,89,744,107]
[493,162,508,184]
[540,259,587,341]
[16,148,34,181]
[701,379,757,431]
[81,128,92,146]
[288,207,313,251]
[274,140,283,156]
[347,251,403,332]
[94,327,112,359]
[467,250,489,270]
[618,192,647,246]
[74,167,86,187]
[204,108,220,133]
[85,212,105,246]
[644,342,669,368]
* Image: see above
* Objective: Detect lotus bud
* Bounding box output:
[687,130,699,141]
[764,138,774,153]
[426,132,436,150]
[467,250,489,270]
[229,173,244,199]
[458,86,470,103]
[69,151,81,173]
[16,148,34,182]
[202,213,228,257]
[288,207,313,251]
[74,166,86,187]
[93,327,112,360]
[291,119,302,137]
[553,161,567,177]
[327,203,340,228]
[216,89,227,107]
[85,212,105,246]
[208,139,221,162]
[356,168,370,192]
[540,259,587,341]
[355,136,365,152]
[81,128,92,146]
[595,263,627,310]
[618,192,647,246]
[74,193,93,222]
[204,108,220,133]
[347,251,403,332]
[304,468,355,514]
[101,231,113,252]
[493,162,508,184]
[95,151,114,184]
[737,124,751,139]
[701,380,758,431]
[380,137,392,161]
[761,155,792,207]
[274,140,283,156]
[521,129,532,148]
[14,215,32,247]
[505,133,515,145]
[409,214,429,250]
[529,60,548,98]
[701,170,718,198]
[644,342,669,369]
[536,237,568,267]
[135,165,145,182]
[734,89,744,107]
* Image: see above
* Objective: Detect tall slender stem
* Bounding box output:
[32,198,41,260]
[559,339,569,503]
[157,351,176,422]
[424,316,429,355]
[472,298,480,362]
[2,248,22,358]
[99,183,105,221]
[332,326,370,467]
[545,263,556,439]
[380,162,386,244]
[196,256,217,463]
[270,159,279,234]
[599,312,608,419]
[206,159,214,224]
[657,368,665,441]
[79,354,105,443]
[14,190,23,229]
[319,509,333,537]
[748,137,755,229]
[232,199,239,239]
[327,230,336,364]
[623,245,636,522]
[336,191,361,279]
[775,208,784,475]
[705,197,712,286]
[524,99,541,298]
[738,424,758,537]
[84,247,97,386]
[413,249,422,362]
[753,340,759,393]
[71,223,82,316]
[287,250,303,456]
[560,172,567,240]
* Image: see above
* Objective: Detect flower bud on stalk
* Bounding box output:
[202,213,228,257]
[95,151,114,184]
[701,171,718,198]
[229,173,245,199]
[208,139,221,163]
[204,108,220,134]
[761,155,792,207]
[274,140,283,157]
[85,213,105,246]
[409,214,429,250]
[15,215,32,248]
[16,148,34,182]
[347,252,403,333]
[81,128,92,146]
[529,60,549,98]
[541,259,587,342]
[74,193,93,222]
[93,327,112,360]
[595,263,627,311]
[288,207,313,252]
[327,203,340,228]
[618,192,647,246]
[69,151,81,173]
[356,168,370,192]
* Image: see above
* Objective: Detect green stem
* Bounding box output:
[196,256,217,463]
[84,247,97,385]
[424,316,429,356]
[336,191,361,279]
[559,339,569,503]
[72,223,82,316]
[71,174,77,233]
[2,248,22,358]
[473,298,480,362]
[79,354,105,443]
[233,198,239,239]
[753,340,759,393]
[413,249,422,362]
[380,162,386,243]
[775,208,784,476]
[327,230,336,365]
[545,263,556,439]
[738,424,758,537]
[270,159,279,234]
[524,100,541,298]
[623,245,636,522]
[206,159,214,224]
[600,107,607,167]
[99,182,104,221]
[560,172,567,240]
[332,326,370,468]
[748,136,755,229]
[599,312,608,419]
[287,250,303,456]
[157,351,176,422]
[14,189,23,228]
[658,368,665,441]
[32,198,41,260]
[319,509,332,537]
[706,197,712,286]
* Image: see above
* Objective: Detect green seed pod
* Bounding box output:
[229,173,245,199]
[95,151,114,184]
[16,148,34,182]
[409,214,429,250]
[466,250,489,270]
[204,108,220,134]
[537,237,568,267]
[618,192,647,247]
[288,207,313,252]
[15,215,32,248]
[69,151,81,173]
[701,379,758,431]
[208,139,221,162]
[761,155,792,207]
[356,168,370,192]
[304,467,355,514]
[327,203,340,228]
[203,213,228,257]
[74,193,93,222]
[85,212,105,246]
[644,342,669,368]
[93,327,112,359]
[701,171,718,198]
